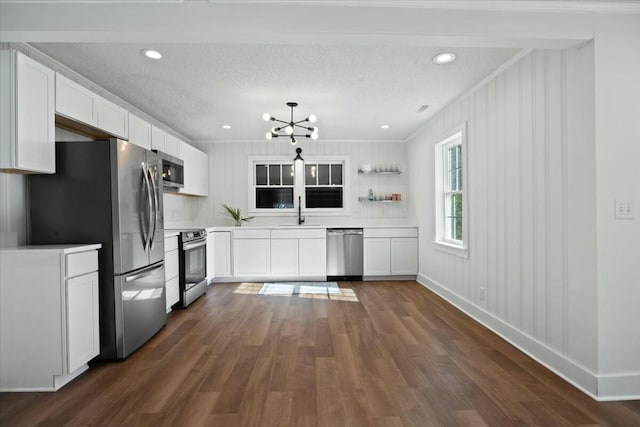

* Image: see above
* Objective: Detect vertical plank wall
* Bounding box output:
[407,45,598,394]
[202,141,410,226]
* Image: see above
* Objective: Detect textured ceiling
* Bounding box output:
[33,43,518,142]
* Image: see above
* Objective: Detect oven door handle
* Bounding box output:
[183,240,207,251]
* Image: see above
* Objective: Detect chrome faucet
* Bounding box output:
[298,196,305,225]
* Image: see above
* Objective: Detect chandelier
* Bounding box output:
[263,102,318,145]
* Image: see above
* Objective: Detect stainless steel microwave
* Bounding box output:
[154,151,184,189]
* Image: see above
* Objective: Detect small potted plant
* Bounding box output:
[221,204,254,226]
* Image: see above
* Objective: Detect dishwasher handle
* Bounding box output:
[327,228,363,236]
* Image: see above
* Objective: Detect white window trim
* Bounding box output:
[248,155,350,216]
[433,122,469,258]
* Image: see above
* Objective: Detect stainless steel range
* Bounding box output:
[173,229,208,308]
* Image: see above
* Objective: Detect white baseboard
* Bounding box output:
[416,273,600,400]
[597,373,640,401]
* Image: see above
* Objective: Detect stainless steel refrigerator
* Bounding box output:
[29,139,166,359]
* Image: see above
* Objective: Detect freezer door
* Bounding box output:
[114,262,167,358]
[113,140,151,274]
[146,150,165,265]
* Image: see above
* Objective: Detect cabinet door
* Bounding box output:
[206,232,215,281]
[213,231,232,276]
[299,238,326,278]
[96,96,128,139]
[151,125,166,152]
[66,271,99,373]
[128,114,151,150]
[234,239,270,277]
[164,134,181,158]
[165,249,179,281]
[390,238,418,275]
[363,238,390,276]
[178,143,208,196]
[271,239,298,277]
[55,73,97,127]
[13,52,55,173]
[165,276,179,312]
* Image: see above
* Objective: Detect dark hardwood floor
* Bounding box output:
[1,281,639,426]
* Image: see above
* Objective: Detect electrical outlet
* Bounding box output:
[479,287,486,301]
[615,200,634,220]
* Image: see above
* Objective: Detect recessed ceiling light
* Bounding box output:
[380,125,390,129]
[221,124,231,129]
[140,49,162,60]
[432,52,456,65]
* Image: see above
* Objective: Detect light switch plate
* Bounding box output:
[615,200,634,219]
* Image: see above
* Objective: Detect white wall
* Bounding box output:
[593,15,640,397]
[408,45,600,395]
[203,140,411,227]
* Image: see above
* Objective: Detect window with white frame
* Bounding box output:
[434,123,468,256]
[253,162,295,210]
[304,162,344,209]
[248,156,349,214]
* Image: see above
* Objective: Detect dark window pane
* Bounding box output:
[331,164,343,185]
[282,164,294,186]
[256,188,294,209]
[256,164,268,185]
[305,164,316,186]
[269,164,281,186]
[317,164,329,185]
[305,188,343,208]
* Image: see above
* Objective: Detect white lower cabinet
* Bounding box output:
[364,238,391,276]
[364,228,418,277]
[164,236,179,312]
[212,231,232,278]
[299,238,326,277]
[234,237,270,277]
[390,237,418,275]
[271,239,298,277]
[0,244,101,391]
[67,272,100,373]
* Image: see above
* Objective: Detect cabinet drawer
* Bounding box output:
[271,228,326,239]
[66,250,98,278]
[364,228,418,238]
[165,249,179,281]
[233,229,270,239]
[164,236,178,252]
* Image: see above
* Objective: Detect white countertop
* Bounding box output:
[201,224,418,232]
[164,231,180,238]
[0,244,102,254]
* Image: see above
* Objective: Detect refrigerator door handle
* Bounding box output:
[148,168,159,251]
[142,165,153,252]
[124,262,165,282]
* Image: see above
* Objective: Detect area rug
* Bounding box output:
[258,282,340,296]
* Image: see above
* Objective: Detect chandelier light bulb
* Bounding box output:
[311,132,319,140]
[311,127,319,134]
[285,125,294,135]
[290,136,297,145]
[262,113,271,121]
[308,114,317,123]
[265,132,272,140]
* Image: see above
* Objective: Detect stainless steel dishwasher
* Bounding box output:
[326,228,363,280]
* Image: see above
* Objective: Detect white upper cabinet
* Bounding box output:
[178,141,208,197]
[151,125,166,151]
[128,113,152,150]
[55,73,128,139]
[96,97,128,139]
[55,73,97,127]
[0,50,55,173]
[165,134,181,158]
[151,125,181,158]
